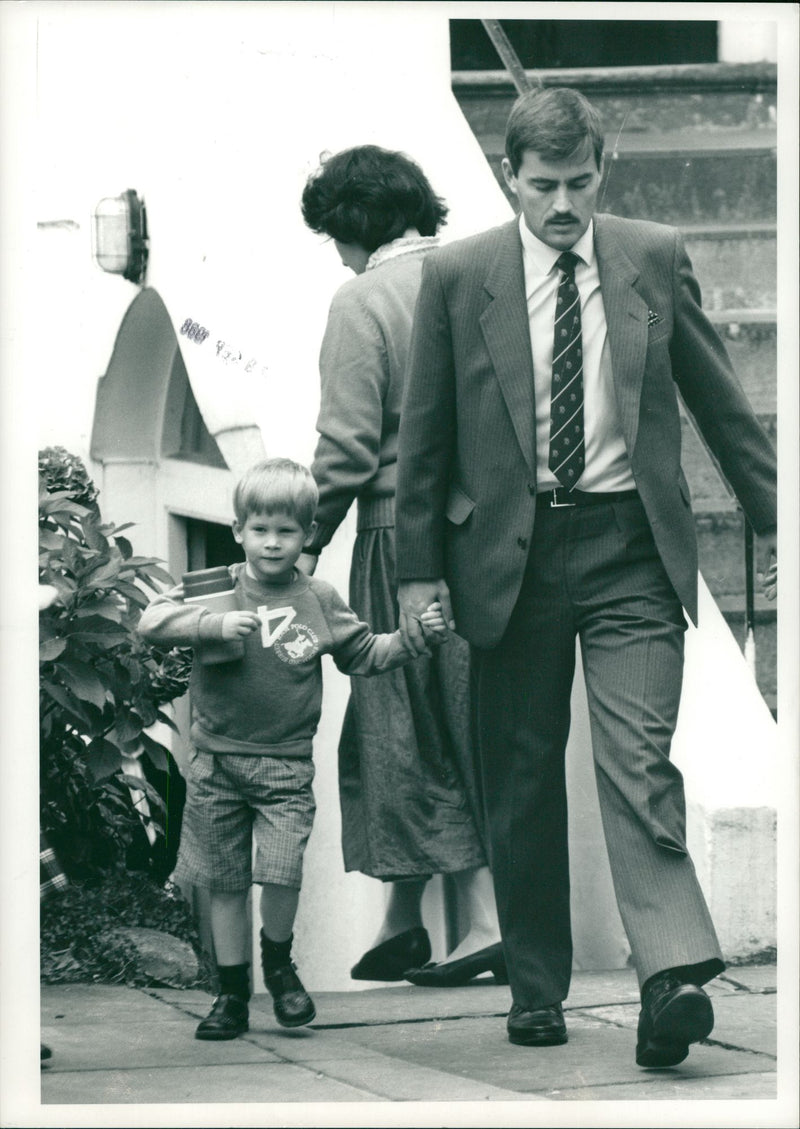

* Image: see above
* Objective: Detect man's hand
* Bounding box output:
[221,610,262,641]
[757,530,777,601]
[398,580,455,655]
[296,552,319,577]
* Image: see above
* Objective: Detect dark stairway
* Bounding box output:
[451,62,777,713]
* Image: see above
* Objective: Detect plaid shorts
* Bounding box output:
[174,748,316,893]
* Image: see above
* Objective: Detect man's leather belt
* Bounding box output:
[536,487,639,509]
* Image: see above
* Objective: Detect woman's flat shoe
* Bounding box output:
[351,926,432,981]
[403,942,508,986]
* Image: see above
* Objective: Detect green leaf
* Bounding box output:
[39,529,67,551]
[86,738,123,781]
[57,658,108,710]
[40,680,94,727]
[155,710,180,732]
[39,637,67,662]
[39,495,90,517]
[84,558,123,589]
[114,580,150,607]
[74,601,122,623]
[140,734,169,772]
[114,709,144,744]
[115,536,133,560]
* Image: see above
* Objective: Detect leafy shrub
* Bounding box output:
[38,447,191,879]
[40,866,213,988]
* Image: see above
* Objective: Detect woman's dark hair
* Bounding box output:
[301,144,448,253]
[505,87,605,175]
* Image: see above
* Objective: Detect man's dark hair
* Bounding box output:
[301,144,448,253]
[505,87,605,175]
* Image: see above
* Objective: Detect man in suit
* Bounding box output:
[394,87,777,1066]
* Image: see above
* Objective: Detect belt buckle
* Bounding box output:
[549,488,575,509]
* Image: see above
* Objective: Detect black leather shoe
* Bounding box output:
[263,962,316,1027]
[195,994,249,1040]
[404,942,508,986]
[350,926,431,981]
[636,970,714,1067]
[507,1002,568,1046]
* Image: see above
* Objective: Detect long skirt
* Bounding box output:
[339,524,487,880]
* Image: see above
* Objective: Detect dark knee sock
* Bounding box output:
[260,930,293,974]
[217,962,251,1001]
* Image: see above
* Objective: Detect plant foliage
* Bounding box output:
[38,447,191,879]
[40,867,212,988]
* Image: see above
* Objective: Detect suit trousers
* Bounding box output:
[471,496,724,1009]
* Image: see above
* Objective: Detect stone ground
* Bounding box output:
[24,963,799,1127]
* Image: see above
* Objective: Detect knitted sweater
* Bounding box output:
[307,236,440,552]
[138,563,415,757]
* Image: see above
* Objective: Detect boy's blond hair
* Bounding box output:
[233,458,318,530]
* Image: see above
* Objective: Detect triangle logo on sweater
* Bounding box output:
[258,606,296,648]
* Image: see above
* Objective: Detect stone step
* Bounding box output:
[682,228,775,312]
[454,63,777,225]
[482,147,776,225]
[452,62,777,137]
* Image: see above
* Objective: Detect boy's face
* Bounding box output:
[233,510,313,584]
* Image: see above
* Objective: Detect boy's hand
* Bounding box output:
[419,602,448,647]
[221,610,262,641]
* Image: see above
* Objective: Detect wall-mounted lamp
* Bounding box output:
[92,189,149,284]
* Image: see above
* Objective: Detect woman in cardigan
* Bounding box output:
[299,145,505,986]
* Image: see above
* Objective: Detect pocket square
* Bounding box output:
[648,309,663,327]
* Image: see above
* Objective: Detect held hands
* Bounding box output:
[419,602,448,647]
[399,580,455,655]
[221,610,262,641]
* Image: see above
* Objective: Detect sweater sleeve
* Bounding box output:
[137,586,226,648]
[316,582,416,675]
[307,284,388,552]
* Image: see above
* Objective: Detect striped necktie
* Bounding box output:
[548,251,585,491]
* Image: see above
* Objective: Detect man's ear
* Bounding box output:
[304,521,318,547]
[501,157,518,196]
[232,519,243,545]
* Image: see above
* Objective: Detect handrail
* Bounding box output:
[479,19,537,96]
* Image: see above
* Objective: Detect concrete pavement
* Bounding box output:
[35,964,793,1125]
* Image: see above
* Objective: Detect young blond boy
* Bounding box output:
[139,458,445,1038]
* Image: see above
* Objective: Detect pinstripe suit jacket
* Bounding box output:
[395,215,777,649]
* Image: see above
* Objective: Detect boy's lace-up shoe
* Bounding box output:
[195,993,249,1040]
[636,970,714,1067]
[263,961,316,1027]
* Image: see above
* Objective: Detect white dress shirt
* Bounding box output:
[518,215,635,493]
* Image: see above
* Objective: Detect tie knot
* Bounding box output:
[556,251,579,277]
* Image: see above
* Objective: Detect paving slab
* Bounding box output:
[40,1018,283,1070]
[719,966,778,993]
[707,992,777,1058]
[42,984,179,1024]
[36,966,781,1112]
[555,1070,778,1100]
[291,1054,541,1103]
[338,1011,775,1099]
[41,1062,375,1105]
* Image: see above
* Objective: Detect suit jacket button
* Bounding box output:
[528,483,535,495]
[517,537,528,550]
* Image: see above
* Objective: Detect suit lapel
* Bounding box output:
[479,222,536,475]
[594,215,650,457]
